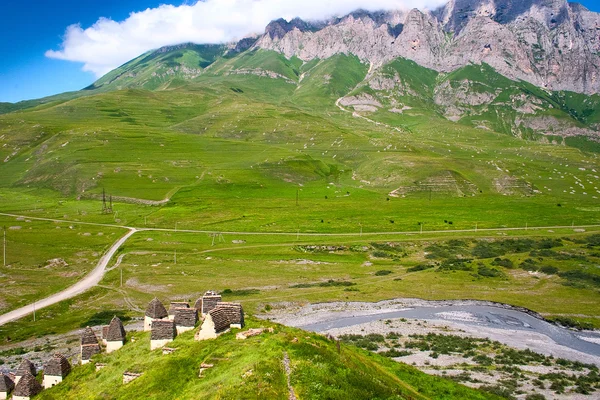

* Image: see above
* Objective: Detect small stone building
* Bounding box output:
[168,302,189,320]
[174,308,198,334]
[14,359,36,385]
[144,298,168,331]
[0,374,15,400]
[43,353,71,389]
[105,316,126,353]
[12,372,42,400]
[196,302,244,341]
[150,320,177,350]
[80,327,101,364]
[200,291,221,316]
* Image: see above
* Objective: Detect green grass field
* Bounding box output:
[0,48,599,344]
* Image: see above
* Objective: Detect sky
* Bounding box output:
[1,0,600,103]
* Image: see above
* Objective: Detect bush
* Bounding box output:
[540,266,558,275]
[375,270,392,276]
[372,250,392,258]
[525,394,546,400]
[477,266,504,278]
[407,264,434,273]
[558,270,600,287]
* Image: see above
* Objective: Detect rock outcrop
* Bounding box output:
[254,0,600,94]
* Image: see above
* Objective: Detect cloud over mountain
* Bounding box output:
[45,0,446,77]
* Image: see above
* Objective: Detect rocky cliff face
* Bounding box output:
[253,0,600,94]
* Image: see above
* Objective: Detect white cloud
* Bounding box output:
[46,0,447,78]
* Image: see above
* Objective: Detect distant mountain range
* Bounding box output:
[3,0,600,141]
[257,0,600,94]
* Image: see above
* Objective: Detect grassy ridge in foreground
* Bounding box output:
[38,318,499,400]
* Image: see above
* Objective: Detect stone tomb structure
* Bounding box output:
[168,302,189,320]
[150,320,177,350]
[43,354,71,389]
[12,372,42,400]
[105,316,126,353]
[145,298,169,331]
[0,374,15,400]
[200,291,221,316]
[80,327,102,364]
[174,308,198,334]
[14,359,36,385]
[196,302,244,341]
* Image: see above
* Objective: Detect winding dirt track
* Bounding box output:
[0,228,137,326]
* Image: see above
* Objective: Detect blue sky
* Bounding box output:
[0,0,182,103]
[1,0,600,103]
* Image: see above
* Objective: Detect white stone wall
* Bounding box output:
[44,375,63,389]
[81,359,91,365]
[14,376,22,385]
[0,390,8,400]
[195,315,218,340]
[150,339,172,351]
[106,340,124,353]
[176,326,194,335]
[144,316,153,331]
[13,396,30,400]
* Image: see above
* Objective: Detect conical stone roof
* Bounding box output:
[15,359,36,377]
[43,353,71,377]
[0,374,14,392]
[13,371,42,397]
[81,327,99,346]
[145,298,168,319]
[106,316,126,342]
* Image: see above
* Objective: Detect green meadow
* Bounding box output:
[0,49,599,341]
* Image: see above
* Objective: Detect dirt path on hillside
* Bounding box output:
[0,228,137,326]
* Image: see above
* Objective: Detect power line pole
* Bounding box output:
[296,189,299,206]
[120,268,123,288]
[174,250,177,265]
[33,301,36,322]
[3,226,5,267]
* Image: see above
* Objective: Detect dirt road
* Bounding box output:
[0,228,137,326]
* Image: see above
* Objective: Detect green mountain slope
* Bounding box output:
[88,43,229,91]
[38,319,499,400]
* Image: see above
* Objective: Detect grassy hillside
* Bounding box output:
[0,46,599,344]
[37,318,500,400]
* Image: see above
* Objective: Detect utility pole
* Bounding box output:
[3,226,5,267]
[33,301,36,322]
[360,224,362,237]
[296,189,299,207]
[174,250,177,265]
[475,222,478,232]
[120,268,123,287]
[420,223,423,234]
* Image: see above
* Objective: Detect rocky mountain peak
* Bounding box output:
[252,0,600,94]
[265,17,317,39]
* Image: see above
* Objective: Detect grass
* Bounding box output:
[36,317,501,400]
[0,47,599,349]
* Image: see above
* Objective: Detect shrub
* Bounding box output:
[375,270,392,276]
[540,266,558,275]
[477,266,504,278]
[525,394,546,400]
[407,264,434,272]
